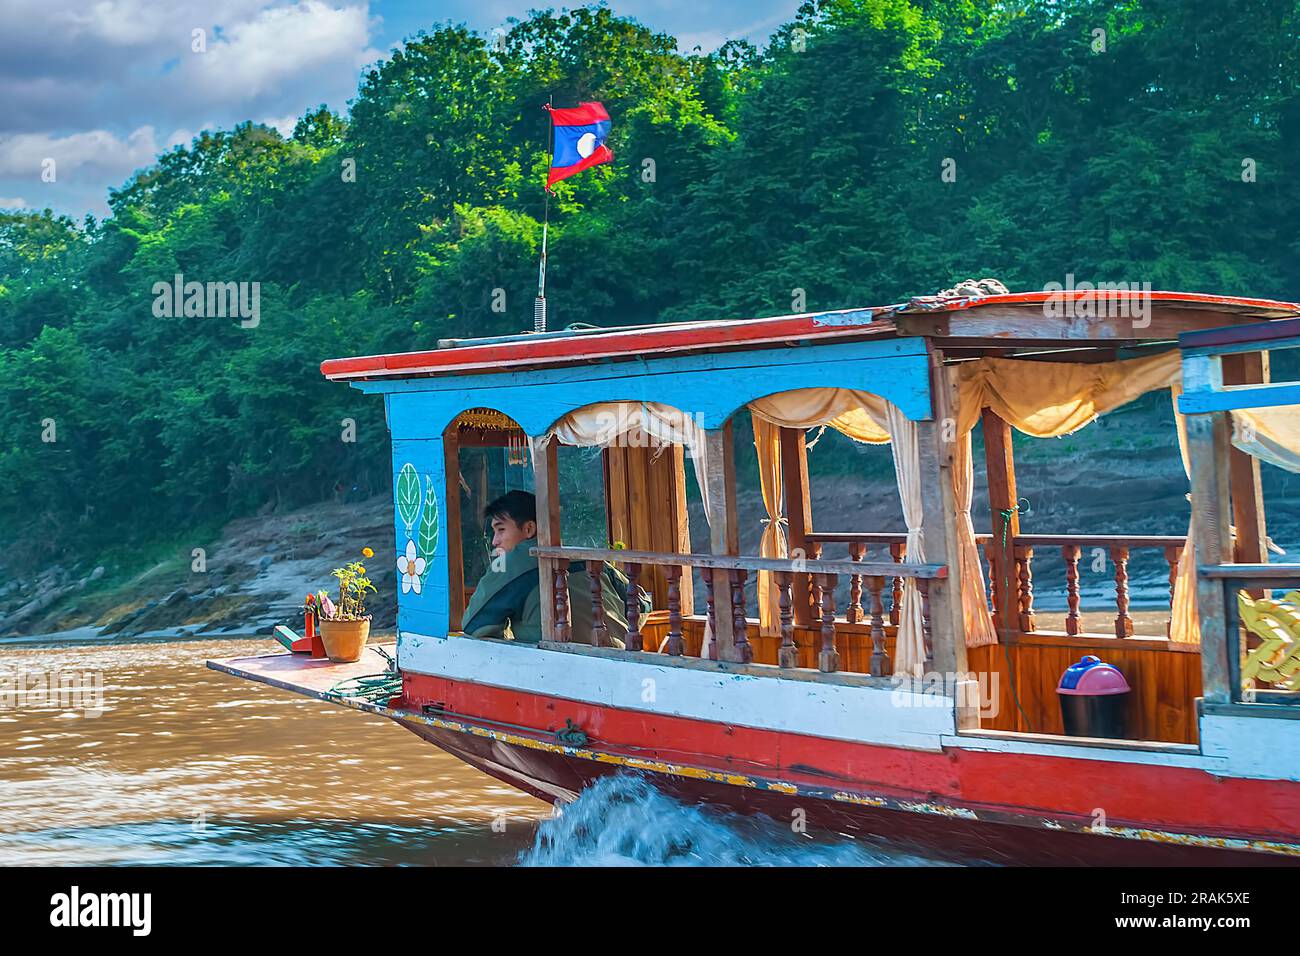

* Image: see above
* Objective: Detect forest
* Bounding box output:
[1,0,1298,578]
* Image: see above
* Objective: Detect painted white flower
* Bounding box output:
[397,539,426,594]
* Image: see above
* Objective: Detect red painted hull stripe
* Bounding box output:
[400,671,1300,843]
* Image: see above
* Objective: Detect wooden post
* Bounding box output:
[1063,544,1082,636]
[779,425,814,627]
[776,571,797,668]
[533,436,562,642]
[703,423,751,663]
[443,426,466,631]
[982,407,1020,638]
[1187,412,1235,704]
[1221,353,1269,569]
[919,346,974,727]
[624,563,643,652]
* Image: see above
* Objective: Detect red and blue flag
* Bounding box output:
[545,101,613,188]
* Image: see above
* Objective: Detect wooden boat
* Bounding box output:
[210,288,1300,865]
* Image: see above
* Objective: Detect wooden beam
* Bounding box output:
[918,346,971,720]
[779,426,814,627]
[981,407,1020,637]
[897,307,1253,342]
[702,423,749,662]
[533,437,562,643]
[442,426,465,631]
[1187,412,1235,704]
[1221,352,1269,567]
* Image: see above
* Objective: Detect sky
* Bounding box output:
[0,0,799,221]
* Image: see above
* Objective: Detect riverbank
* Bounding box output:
[0,497,398,642]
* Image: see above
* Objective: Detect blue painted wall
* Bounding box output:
[351,335,933,638]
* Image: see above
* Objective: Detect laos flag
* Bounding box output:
[545,101,613,188]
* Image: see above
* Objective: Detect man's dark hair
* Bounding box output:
[484,489,537,528]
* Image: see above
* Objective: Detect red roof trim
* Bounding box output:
[321,309,888,381]
[321,292,1300,382]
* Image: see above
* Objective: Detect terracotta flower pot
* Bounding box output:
[319,618,371,663]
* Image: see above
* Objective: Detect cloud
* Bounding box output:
[184,2,380,104]
[0,1,379,134]
[0,126,162,178]
[0,196,26,208]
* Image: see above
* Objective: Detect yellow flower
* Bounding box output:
[361,547,374,558]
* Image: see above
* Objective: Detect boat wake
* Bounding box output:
[518,774,956,867]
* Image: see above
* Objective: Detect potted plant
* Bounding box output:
[315,549,377,663]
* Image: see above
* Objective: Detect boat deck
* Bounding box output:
[206,644,398,709]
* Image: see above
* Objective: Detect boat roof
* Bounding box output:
[321,290,1300,382]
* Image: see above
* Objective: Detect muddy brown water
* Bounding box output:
[0,637,548,865]
[0,622,1175,866]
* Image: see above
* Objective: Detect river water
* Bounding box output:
[0,636,948,866]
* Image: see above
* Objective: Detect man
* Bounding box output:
[461,490,634,646]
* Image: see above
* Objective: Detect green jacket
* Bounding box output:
[461,540,631,647]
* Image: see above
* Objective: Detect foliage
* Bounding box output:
[2,0,1298,573]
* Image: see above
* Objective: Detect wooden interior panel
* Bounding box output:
[968,636,1202,744]
[603,442,693,611]
[630,616,1201,745]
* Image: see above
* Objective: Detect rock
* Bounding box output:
[257,555,273,572]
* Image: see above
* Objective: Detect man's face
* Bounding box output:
[490,515,536,555]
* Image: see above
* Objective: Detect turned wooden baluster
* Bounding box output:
[587,562,611,648]
[624,562,643,652]
[553,563,571,643]
[808,541,824,622]
[666,565,684,656]
[817,573,840,673]
[776,570,798,668]
[847,542,866,623]
[1063,544,1082,636]
[703,567,717,660]
[730,568,754,663]
[984,543,1000,627]
[889,541,906,626]
[918,577,934,668]
[868,575,889,677]
[1014,545,1036,633]
[1164,544,1182,638]
[1112,546,1133,638]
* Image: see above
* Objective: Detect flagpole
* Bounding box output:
[535,95,553,334]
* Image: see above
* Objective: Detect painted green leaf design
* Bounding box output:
[396,462,421,530]
[417,476,439,581]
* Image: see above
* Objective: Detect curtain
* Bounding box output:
[954,429,998,647]
[1231,405,1300,473]
[883,403,928,677]
[752,418,788,636]
[749,389,891,443]
[750,387,996,660]
[953,351,1182,438]
[547,401,711,525]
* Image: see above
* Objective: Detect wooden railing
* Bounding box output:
[811,531,1187,640]
[989,535,1185,638]
[530,546,947,676]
